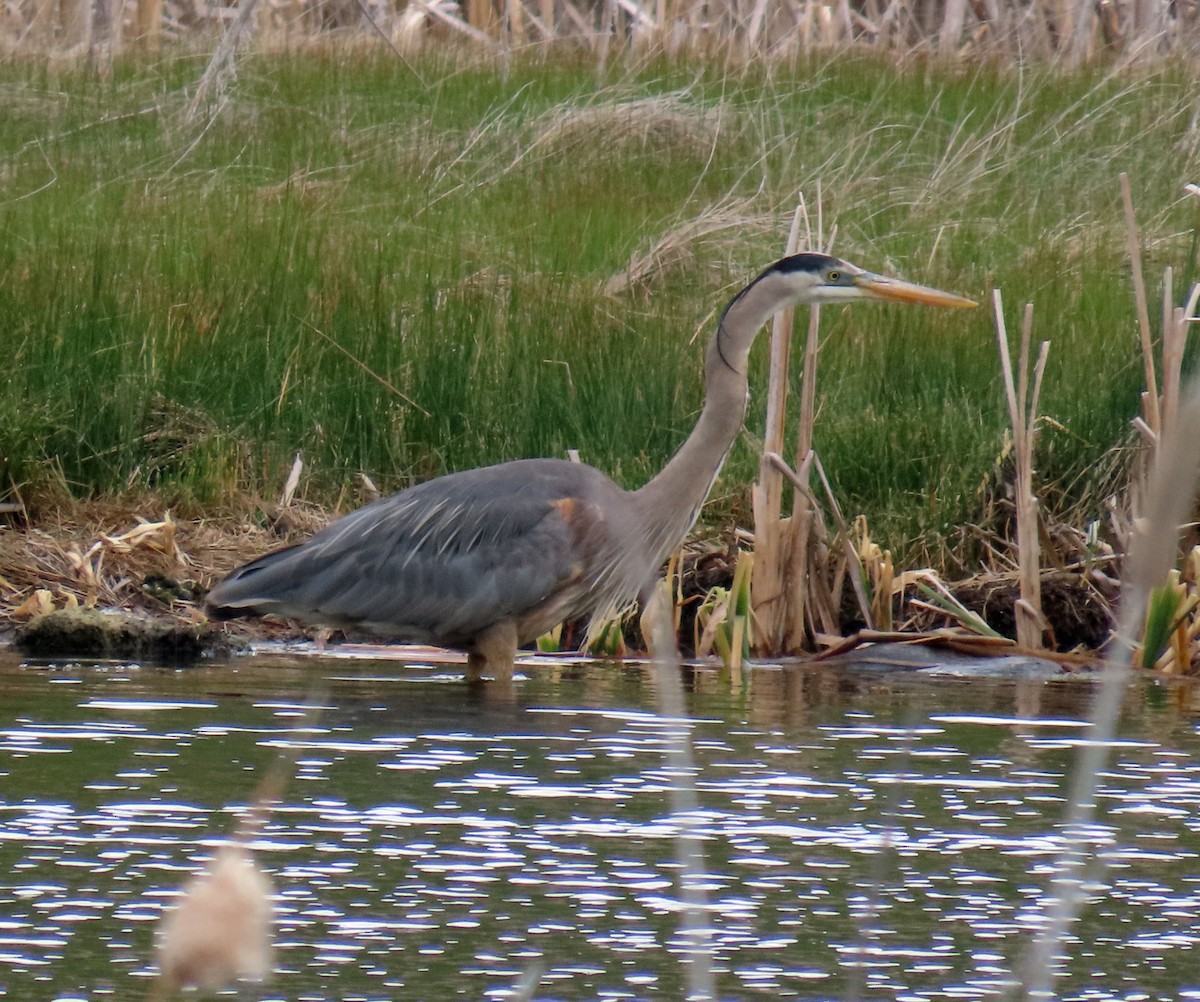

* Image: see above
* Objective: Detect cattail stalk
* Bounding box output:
[993,291,1050,649]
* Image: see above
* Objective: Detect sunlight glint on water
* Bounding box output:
[2,654,1200,999]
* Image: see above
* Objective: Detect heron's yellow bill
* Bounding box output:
[856,273,977,309]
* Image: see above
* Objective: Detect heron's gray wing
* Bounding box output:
[205,460,612,643]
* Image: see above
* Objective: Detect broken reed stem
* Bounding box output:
[781,298,825,653]
[279,452,303,508]
[992,290,1048,649]
[1162,265,1174,421]
[1024,384,1200,996]
[1159,268,1198,439]
[1120,171,1161,436]
[760,203,807,515]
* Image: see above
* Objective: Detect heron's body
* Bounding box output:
[206,253,975,679]
[214,459,660,649]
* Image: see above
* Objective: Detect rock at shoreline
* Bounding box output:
[15,607,226,664]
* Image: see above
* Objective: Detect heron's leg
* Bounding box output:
[465,651,486,684]
[465,619,518,684]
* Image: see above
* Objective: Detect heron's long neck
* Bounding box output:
[634,277,788,555]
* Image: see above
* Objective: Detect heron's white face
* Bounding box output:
[800,260,870,303]
[794,258,976,309]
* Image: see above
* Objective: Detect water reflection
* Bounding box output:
[1,653,1199,999]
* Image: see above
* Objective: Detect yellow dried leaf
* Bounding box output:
[12,589,55,620]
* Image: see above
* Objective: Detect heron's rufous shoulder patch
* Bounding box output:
[548,496,577,520]
[549,496,607,553]
[549,496,604,527]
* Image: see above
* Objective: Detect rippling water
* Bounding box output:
[2,651,1200,1000]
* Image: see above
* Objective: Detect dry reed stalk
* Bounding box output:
[992,291,1050,649]
[411,0,502,47]
[939,0,967,53]
[1063,0,1097,61]
[134,0,164,45]
[2,0,1197,59]
[854,515,894,630]
[1023,383,1200,996]
[48,0,92,51]
[750,203,805,653]
[506,0,526,43]
[750,189,856,654]
[814,627,1027,663]
[1120,172,1161,439]
[466,0,496,33]
[782,198,841,651]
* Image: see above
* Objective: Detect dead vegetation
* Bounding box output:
[5,0,1198,65]
[0,496,325,643]
[604,194,772,297]
[524,91,725,165]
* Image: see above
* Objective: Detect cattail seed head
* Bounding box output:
[155,843,274,995]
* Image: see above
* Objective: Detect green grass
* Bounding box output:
[1,48,1197,566]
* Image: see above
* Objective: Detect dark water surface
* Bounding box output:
[2,650,1200,1001]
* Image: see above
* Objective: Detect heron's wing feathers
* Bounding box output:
[206,462,612,643]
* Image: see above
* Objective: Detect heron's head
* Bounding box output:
[769,252,977,309]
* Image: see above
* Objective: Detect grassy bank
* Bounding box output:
[1,49,1198,567]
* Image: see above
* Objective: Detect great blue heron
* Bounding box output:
[205,253,975,680]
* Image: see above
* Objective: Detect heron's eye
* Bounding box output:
[827,270,841,282]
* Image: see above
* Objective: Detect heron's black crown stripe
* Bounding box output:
[716,252,838,344]
[772,252,840,274]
